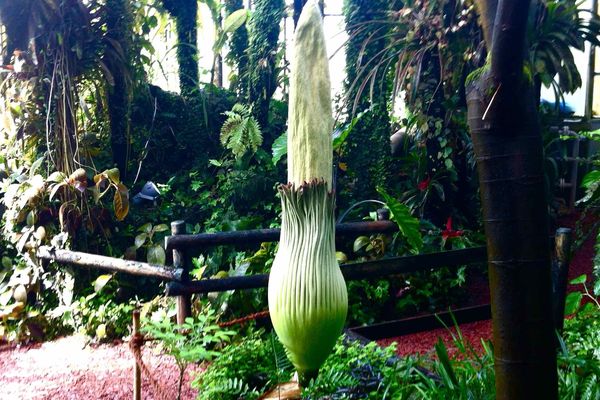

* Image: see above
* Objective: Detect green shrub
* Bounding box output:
[192,330,293,400]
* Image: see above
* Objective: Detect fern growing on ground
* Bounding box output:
[220,103,263,159]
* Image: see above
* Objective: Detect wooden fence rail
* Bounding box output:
[165,246,487,296]
[35,217,573,339]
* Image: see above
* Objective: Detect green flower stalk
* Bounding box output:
[268,1,348,387]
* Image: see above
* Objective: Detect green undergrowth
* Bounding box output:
[189,285,600,399]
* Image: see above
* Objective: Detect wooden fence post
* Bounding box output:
[172,220,192,324]
[552,227,573,332]
[133,309,141,400]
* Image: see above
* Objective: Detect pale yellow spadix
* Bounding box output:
[287,0,334,191]
[268,0,347,388]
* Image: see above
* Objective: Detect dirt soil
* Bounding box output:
[0,214,596,399]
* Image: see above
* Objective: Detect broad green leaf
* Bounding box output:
[49,182,67,201]
[581,170,600,188]
[1,257,11,270]
[26,211,37,227]
[94,274,112,293]
[153,224,169,233]
[138,223,153,233]
[29,156,45,178]
[336,251,348,264]
[271,131,287,165]
[47,171,67,183]
[223,9,248,33]
[148,245,166,265]
[135,233,148,249]
[377,187,423,253]
[106,168,121,184]
[564,291,582,315]
[353,236,370,253]
[570,274,587,285]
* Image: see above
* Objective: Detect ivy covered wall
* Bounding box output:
[225,0,249,96]
[105,0,133,178]
[247,0,285,127]
[162,0,199,96]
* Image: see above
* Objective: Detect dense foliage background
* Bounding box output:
[0,0,598,397]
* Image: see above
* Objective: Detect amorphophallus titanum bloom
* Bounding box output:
[267,0,348,387]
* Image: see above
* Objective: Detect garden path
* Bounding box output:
[0,334,200,400]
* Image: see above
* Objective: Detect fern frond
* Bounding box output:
[231,103,249,115]
[246,117,263,153]
[219,103,263,159]
[220,116,242,146]
[581,374,598,400]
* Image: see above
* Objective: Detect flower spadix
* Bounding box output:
[267,0,348,387]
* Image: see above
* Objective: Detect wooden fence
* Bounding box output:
[36,217,573,339]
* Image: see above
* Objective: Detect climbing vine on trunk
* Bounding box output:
[247,0,285,128]
[162,0,199,96]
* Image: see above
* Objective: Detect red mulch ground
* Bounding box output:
[379,212,598,358]
[0,335,201,400]
[0,213,596,399]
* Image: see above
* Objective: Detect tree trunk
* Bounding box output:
[163,0,199,97]
[105,0,133,179]
[0,0,33,62]
[247,0,285,127]
[225,0,249,96]
[468,1,557,398]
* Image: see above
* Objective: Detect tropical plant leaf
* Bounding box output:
[113,183,129,221]
[564,291,582,315]
[135,233,148,249]
[570,274,587,285]
[47,171,67,183]
[377,187,423,253]
[106,168,120,184]
[220,103,263,159]
[153,224,169,233]
[223,9,248,33]
[147,244,166,265]
[271,131,287,165]
[94,274,112,293]
[581,171,600,188]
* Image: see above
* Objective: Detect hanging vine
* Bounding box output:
[339,0,393,205]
